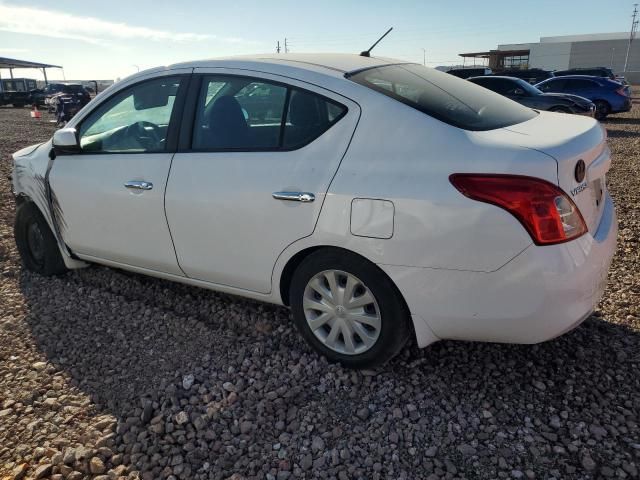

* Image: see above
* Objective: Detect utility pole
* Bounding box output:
[276,41,281,53]
[624,4,639,73]
[611,48,616,69]
[284,38,289,53]
[422,48,426,66]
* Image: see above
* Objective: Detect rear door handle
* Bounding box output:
[272,191,315,202]
[124,180,153,191]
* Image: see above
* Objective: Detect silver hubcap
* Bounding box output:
[303,270,381,355]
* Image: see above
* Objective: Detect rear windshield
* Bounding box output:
[348,64,537,131]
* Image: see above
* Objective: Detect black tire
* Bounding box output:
[289,248,411,369]
[14,202,68,276]
[594,100,610,120]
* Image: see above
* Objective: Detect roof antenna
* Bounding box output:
[360,27,393,57]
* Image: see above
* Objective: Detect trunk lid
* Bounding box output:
[478,112,609,234]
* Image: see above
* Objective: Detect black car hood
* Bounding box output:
[540,92,593,106]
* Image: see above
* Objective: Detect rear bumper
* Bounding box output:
[382,193,617,347]
[612,97,633,113]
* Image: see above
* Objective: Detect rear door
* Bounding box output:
[565,79,597,94]
[165,70,360,293]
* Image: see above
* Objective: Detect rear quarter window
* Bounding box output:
[348,64,536,131]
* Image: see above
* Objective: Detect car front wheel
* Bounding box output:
[289,249,411,369]
[14,202,68,276]
[594,100,610,120]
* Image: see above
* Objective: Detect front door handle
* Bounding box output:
[272,191,315,203]
[124,180,153,191]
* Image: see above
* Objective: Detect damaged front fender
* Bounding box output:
[12,140,87,270]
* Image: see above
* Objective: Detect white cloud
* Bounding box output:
[0,4,257,46]
[0,47,29,54]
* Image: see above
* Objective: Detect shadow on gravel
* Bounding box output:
[605,116,640,126]
[606,129,640,139]
[17,263,640,478]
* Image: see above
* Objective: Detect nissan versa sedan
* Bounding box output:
[11,54,617,368]
[469,76,595,116]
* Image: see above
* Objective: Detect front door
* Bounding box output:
[165,70,359,293]
[49,72,189,275]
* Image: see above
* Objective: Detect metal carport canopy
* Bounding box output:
[0,57,62,84]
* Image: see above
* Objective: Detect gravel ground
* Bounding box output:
[1,96,639,480]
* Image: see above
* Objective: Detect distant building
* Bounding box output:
[460,32,640,83]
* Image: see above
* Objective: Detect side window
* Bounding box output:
[193,76,287,150]
[192,75,347,151]
[78,76,182,153]
[485,79,512,95]
[282,89,347,149]
[504,81,526,95]
[566,79,588,90]
[470,79,493,92]
[539,79,564,92]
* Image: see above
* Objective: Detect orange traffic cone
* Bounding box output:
[30,105,42,119]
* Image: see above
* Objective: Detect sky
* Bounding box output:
[0,0,634,81]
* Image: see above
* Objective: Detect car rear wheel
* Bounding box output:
[289,249,411,369]
[594,100,610,120]
[15,202,68,276]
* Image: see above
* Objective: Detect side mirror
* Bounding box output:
[52,127,80,154]
[513,88,525,96]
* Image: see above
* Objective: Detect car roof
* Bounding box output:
[557,67,610,71]
[545,75,604,80]
[448,67,488,70]
[500,69,549,72]
[469,76,520,81]
[168,53,408,78]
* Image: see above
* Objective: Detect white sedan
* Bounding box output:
[11,54,617,368]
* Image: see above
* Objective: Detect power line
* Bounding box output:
[624,3,638,72]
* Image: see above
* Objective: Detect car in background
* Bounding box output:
[554,67,616,80]
[446,67,492,79]
[535,75,632,120]
[30,83,91,108]
[468,76,595,116]
[11,54,617,368]
[493,68,554,85]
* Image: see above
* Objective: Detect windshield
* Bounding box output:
[348,64,536,131]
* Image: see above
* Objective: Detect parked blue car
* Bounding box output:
[535,75,632,120]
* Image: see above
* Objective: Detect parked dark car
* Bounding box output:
[493,68,554,85]
[554,67,616,80]
[535,75,632,120]
[468,76,595,116]
[446,67,492,79]
[30,83,91,107]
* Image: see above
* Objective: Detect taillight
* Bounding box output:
[615,86,628,96]
[449,174,587,245]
